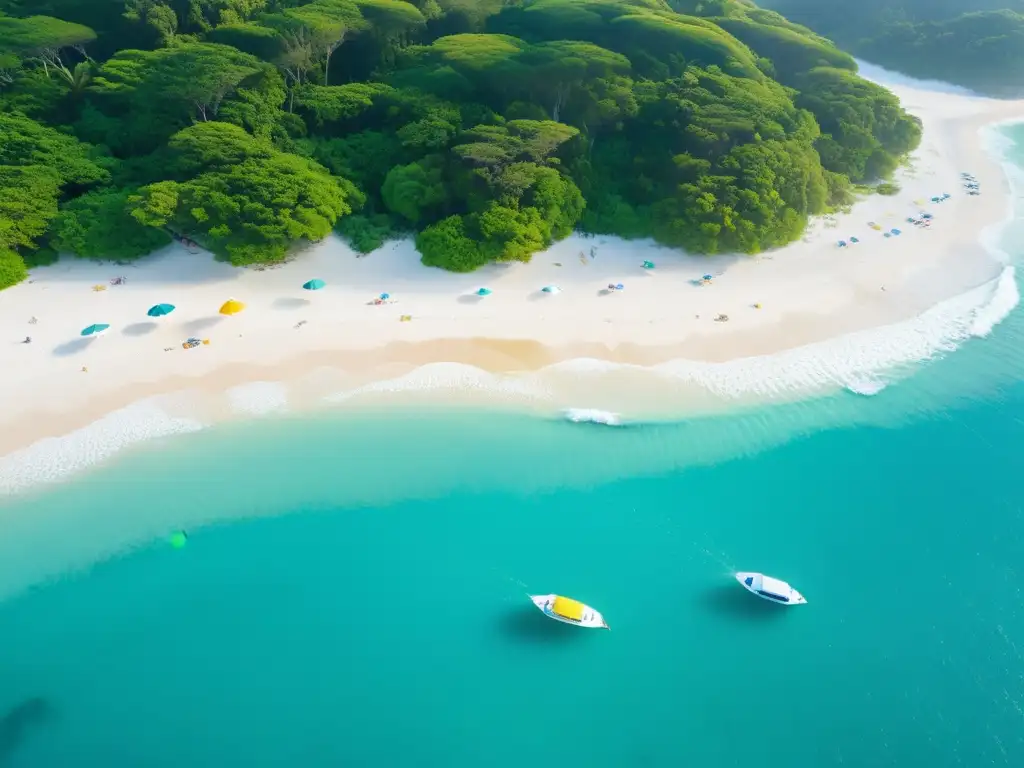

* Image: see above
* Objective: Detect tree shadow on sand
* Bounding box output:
[122,321,159,337]
[0,697,53,764]
[52,337,95,357]
[696,584,789,623]
[181,316,225,333]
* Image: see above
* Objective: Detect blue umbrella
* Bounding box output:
[615,283,624,291]
[147,303,175,317]
[81,323,110,337]
[703,274,713,281]
[303,279,326,291]
[892,228,902,235]
[837,240,847,247]
[380,293,390,300]
[476,287,492,296]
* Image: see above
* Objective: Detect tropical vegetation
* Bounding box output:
[0,0,921,287]
[766,0,1024,95]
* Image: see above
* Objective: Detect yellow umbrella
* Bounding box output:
[219,298,246,316]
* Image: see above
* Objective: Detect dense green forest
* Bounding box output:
[0,0,921,288]
[766,0,1024,94]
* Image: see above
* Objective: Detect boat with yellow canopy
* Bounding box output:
[529,594,609,629]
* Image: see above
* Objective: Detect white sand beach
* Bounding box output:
[2,63,1024,482]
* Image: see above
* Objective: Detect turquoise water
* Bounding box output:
[1,126,1024,767]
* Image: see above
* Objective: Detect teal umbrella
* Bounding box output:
[541,285,561,294]
[476,287,492,296]
[81,323,110,337]
[147,303,175,317]
[642,260,655,269]
[303,279,326,291]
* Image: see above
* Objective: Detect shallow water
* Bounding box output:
[1,127,1024,768]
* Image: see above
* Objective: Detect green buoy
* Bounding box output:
[169,531,188,549]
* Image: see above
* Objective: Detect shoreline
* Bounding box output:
[2,65,1024,491]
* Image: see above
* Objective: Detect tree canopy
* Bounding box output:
[0,0,921,287]
[765,0,1024,95]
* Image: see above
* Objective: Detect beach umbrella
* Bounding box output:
[837,240,847,247]
[476,287,492,296]
[703,274,713,281]
[892,229,902,235]
[883,232,892,238]
[147,303,175,318]
[642,260,655,269]
[303,279,326,291]
[541,285,560,294]
[850,237,860,244]
[921,213,933,219]
[219,298,246,316]
[80,323,110,337]
[615,283,624,291]
[380,293,390,300]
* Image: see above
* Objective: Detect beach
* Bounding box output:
[4,62,1024,768]
[2,63,1024,483]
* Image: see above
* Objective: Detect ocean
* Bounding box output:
[1,125,1023,767]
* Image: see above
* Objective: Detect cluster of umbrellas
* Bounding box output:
[80,294,257,337]
[75,267,691,338]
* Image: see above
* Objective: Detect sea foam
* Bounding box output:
[324,362,552,402]
[562,408,624,426]
[226,381,290,416]
[0,399,205,495]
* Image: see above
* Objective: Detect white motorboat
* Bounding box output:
[530,594,609,629]
[735,572,807,605]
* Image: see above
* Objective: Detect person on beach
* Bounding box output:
[22,336,31,344]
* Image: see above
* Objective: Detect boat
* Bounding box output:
[735,572,807,605]
[530,594,609,628]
